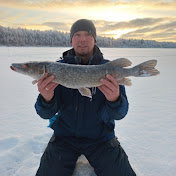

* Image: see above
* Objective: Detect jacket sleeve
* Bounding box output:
[100,85,129,122]
[34,86,61,119]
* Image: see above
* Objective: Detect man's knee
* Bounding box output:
[36,135,80,176]
[88,137,136,176]
[36,138,64,176]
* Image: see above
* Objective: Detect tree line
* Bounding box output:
[0,25,176,48]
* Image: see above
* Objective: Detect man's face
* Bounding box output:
[71,31,96,59]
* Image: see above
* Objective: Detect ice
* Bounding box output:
[0,47,176,176]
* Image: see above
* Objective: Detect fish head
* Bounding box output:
[10,61,45,79]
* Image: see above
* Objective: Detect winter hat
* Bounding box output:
[70,19,96,41]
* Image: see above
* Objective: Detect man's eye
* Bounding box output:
[74,34,80,37]
[87,33,92,37]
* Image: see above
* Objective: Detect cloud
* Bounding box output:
[0,1,175,42]
[92,17,176,42]
[120,19,176,42]
[1,0,176,10]
[42,22,71,31]
[96,18,167,32]
[0,0,113,9]
[152,0,176,9]
[32,17,176,42]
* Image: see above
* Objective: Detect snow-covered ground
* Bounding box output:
[0,47,175,176]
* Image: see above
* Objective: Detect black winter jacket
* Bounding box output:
[35,46,129,142]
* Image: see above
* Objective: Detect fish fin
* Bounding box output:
[32,80,38,85]
[132,60,160,77]
[78,88,92,98]
[117,78,132,86]
[43,65,46,75]
[107,58,132,67]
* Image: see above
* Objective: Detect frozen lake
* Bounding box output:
[0,47,176,176]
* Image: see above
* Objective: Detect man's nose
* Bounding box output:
[80,35,86,41]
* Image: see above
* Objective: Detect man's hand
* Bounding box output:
[98,74,120,102]
[37,73,58,102]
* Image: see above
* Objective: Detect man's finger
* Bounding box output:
[50,83,59,92]
[47,83,58,92]
[106,74,118,87]
[100,78,115,92]
[101,84,112,94]
[40,75,55,90]
[38,73,48,85]
[45,82,57,90]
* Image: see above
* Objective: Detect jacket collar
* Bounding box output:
[62,45,104,65]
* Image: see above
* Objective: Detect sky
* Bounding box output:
[0,0,176,42]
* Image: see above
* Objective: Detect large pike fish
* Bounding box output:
[10,58,160,98]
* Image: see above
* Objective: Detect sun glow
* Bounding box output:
[103,29,136,39]
[20,24,53,31]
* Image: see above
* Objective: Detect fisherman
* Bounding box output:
[35,19,136,176]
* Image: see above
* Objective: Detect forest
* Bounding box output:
[0,25,176,48]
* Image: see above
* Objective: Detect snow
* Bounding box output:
[0,47,176,176]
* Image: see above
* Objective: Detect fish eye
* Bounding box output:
[23,64,28,69]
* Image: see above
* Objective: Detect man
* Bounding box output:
[35,19,136,176]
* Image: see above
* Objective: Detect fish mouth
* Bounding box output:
[10,63,27,71]
[10,65,16,71]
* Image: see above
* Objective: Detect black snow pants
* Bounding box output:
[36,135,136,176]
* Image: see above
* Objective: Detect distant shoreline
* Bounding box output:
[0,46,176,49]
[1,26,176,48]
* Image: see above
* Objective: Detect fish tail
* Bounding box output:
[132,60,160,77]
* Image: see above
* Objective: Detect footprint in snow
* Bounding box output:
[0,137,19,152]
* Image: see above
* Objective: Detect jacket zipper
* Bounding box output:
[74,91,79,137]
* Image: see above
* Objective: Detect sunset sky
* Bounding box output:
[0,0,176,42]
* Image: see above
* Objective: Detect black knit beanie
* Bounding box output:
[70,19,96,41]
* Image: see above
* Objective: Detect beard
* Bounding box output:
[76,47,93,57]
[75,49,93,64]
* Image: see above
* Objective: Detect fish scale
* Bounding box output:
[10,58,160,98]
